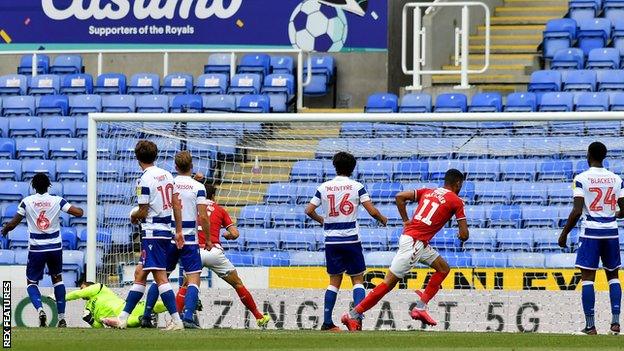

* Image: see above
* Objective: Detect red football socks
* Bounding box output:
[236,286,263,320]
[176,286,187,313]
[420,271,449,304]
[355,282,390,315]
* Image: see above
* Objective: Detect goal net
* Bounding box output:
[89,113,624,332]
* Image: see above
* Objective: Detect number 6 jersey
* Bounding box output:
[310,176,370,245]
[573,167,624,239]
[17,192,72,252]
[404,187,466,244]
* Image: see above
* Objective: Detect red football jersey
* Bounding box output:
[403,187,466,243]
[198,200,234,247]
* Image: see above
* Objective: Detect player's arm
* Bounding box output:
[362,201,387,227]
[617,197,624,219]
[66,283,102,301]
[454,200,469,242]
[130,204,149,224]
[60,198,83,217]
[559,197,584,248]
[1,200,25,236]
[395,190,417,226]
[223,225,240,240]
[304,188,324,225]
[172,192,184,249]
[197,203,213,250]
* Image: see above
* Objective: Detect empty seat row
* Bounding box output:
[529,69,624,93]
[17,54,83,75]
[543,17,624,58]
[567,0,624,23]
[551,48,623,69]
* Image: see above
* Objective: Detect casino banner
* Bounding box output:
[0,0,387,51]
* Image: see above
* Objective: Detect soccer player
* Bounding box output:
[141,151,211,329]
[175,182,271,327]
[305,151,388,332]
[1,173,83,328]
[102,140,184,330]
[65,281,167,328]
[559,142,624,335]
[341,169,468,331]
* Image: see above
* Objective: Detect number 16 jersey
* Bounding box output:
[573,167,624,240]
[310,176,370,245]
[404,187,466,244]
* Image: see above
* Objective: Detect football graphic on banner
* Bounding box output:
[288,0,348,52]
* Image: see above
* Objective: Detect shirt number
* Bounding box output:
[36,211,50,231]
[589,187,617,211]
[157,184,174,210]
[327,194,355,217]
[413,199,440,225]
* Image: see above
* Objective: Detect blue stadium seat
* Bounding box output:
[399,93,432,113]
[161,73,193,95]
[237,94,270,113]
[56,160,87,181]
[0,160,21,181]
[136,95,169,113]
[368,182,402,204]
[69,94,102,115]
[290,251,325,266]
[471,251,508,268]
[427,160,465,181]
[170,95,203,113]
[534,229,563,252]
[511,182,548,205]
[610,92,624,110]
[489,205,521,228]
[49,138,82,159]
[1,204,18,224]
[303,56,336,97]
[364,251,395,267]
[551,48,585,70]
[0,118,7,138]
[62,182,87,203]
[459,182,476,203]
[545,253,576,268]
[393,161,428,182]
[50,55,83,74]
[597,70,624,92]
[194,73,228,95]
[361,204,402,226]
[28,74,60,95]
[75,116,87,138]
[127,73,160,95]
[562,70,596,92]
[265,183,298,204]
[62,250,85,275]
[13,250,27,264]
[542,18,577,60]
[360,228,389,251]
[464,206,488,228]
[416,137,464,159]
[15,138,48,159]
[223,251,254,267]
[507,252,545,268]
[244,229,280,250]
[365,93,398,113]
[3,95,35,116]
[253,251,290,267]
[9,116,41,137]
[464,160,500,181]
[504,92,537,112]
[272,206,305,228]
[464,228,496,251]
[586,48,620,69]
[524,137,562,157]
[94,73,126,95]
[443,251,472,268]
[0,249,15,264]
[98,182,132,203]
[605,1,624,22]
[263,74,295,112]
[521,206,560,228]
[468,93,502,112]
[60,73,93,95]
[102,95,136,113]
[18,54,50,75]
[429,228,460,251]
[0,139,15,159]
[228,74,261,94]
[474,182,511,204]
[103,204,134,225]
[202,94,236,112]
[204,53,231,74]
[434,93,467,112]
[528,70,561,92]
[569,0,602,21]
[296,184,317,205]
[538,160,574,181]
[35,95,68,116]
[61,227,78,250]
[380,138,416,158]
[340,122,373,138]
[357,160,394,182]
[238,54,271,76]
[8,226,29,249]
[0,75,27,96]
[577,18,611,56]
[270,56,295,74]
[575,92,609,111]
[539,92,574,112]
[316,139,348,159]
[290,160,324,182]
[280,229,318,251]
[373,124,408,138]
[22,159,56,181]
[238,205,271,227]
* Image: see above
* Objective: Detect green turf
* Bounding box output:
[7,328,624,351]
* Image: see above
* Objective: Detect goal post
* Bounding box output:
[86,111,624,332]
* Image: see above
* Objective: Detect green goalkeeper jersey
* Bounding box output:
[66,283,125,326]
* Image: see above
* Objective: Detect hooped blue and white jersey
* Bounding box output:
[573,167,624,239]
[310,176,370,245]
[136,165,175,240]
[173,175,207,245]
[17,193,72,252]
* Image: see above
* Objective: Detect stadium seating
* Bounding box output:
[18,54,50,75]
[94,73,127,95]
[204,53,231,74]
[551,48,585,70]
[37,95,69,116]
[0,74,27,96]
[469,93,502,112]
[60,73,94,95]
[365,93,399,113]
[195,73,228,95]
[399,93,432,113]
[542,18,577,60]
[127,73,160,94]
[562,70,596,91]
[577,18,611,56]
[28,74,60,95]
[434,93,467,112]
[161,73,193,95]
[50,55,83,74]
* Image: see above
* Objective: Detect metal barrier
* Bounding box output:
[401,1,490,90]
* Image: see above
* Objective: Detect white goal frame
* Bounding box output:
[86,111,624,280]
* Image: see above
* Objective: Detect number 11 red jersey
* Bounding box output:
[403,187,466,244]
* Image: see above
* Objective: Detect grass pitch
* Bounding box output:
[8,328,624,351]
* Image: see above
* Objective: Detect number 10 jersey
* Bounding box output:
[136,165,175,240]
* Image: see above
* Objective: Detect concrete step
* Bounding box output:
[491,16,554,25]
[247,150,316,161]
[469,44,537,54]
[239,161,294,175]
[478,84,529,94]
[470,34,542,46]
[453,53,538,66]
[504,0,568,6]
[221,171,292,183]
[494,6,567,17]
[442,64,529,76]
[218,183,269,193]
[274,128,340,139]
[432,74,530,84]
[217,195,264,206]
[477,25,544,36]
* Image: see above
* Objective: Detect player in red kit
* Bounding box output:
[176,183,271,327]
[341,169,469,331]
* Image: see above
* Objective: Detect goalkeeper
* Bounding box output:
[65,281,166,328]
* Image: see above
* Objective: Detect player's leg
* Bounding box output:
[142,243,177,326]
[48,250,66,327]
[322,244,347,330]
[575,237,600,334]
[111,264,148,328]
[180,246,203,328]
[176,276,189,313]
[25,251,46,327]
[601,238,622,335]
[149,240,184,330]
[347,242,367,309]
[410,248,449,326]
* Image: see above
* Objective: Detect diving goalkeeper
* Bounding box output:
[65,281,167,328]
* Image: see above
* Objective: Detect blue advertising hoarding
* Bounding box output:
[0,0,387,51]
